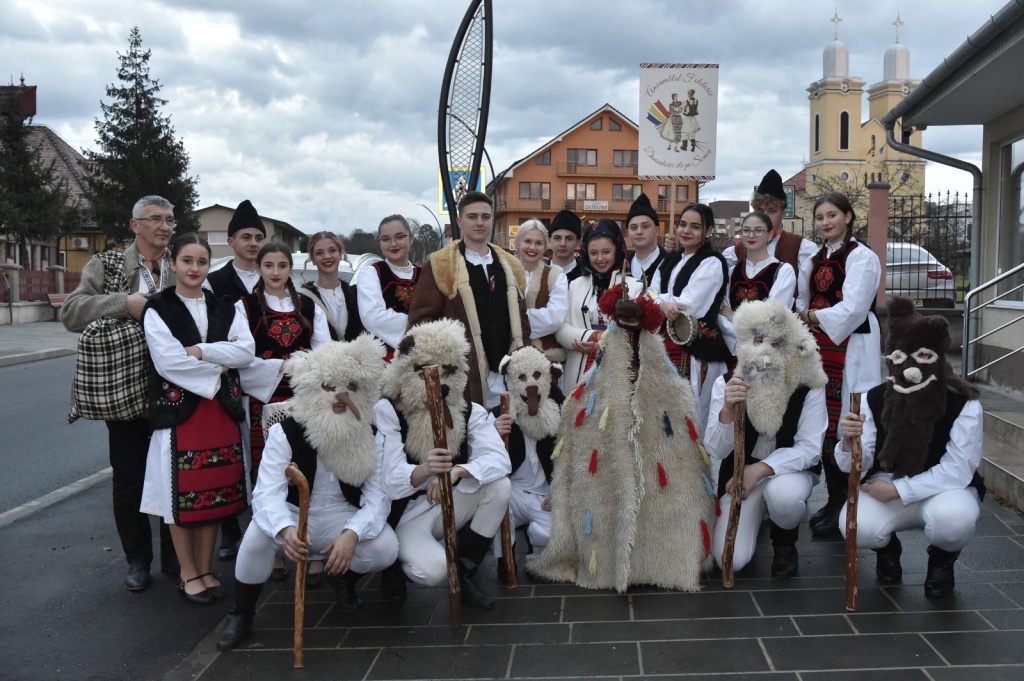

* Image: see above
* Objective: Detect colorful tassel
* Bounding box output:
[584,510,592,535]
[700,520,711,560]
[599,406,610,431]
[552,438,564,459]
[663,411,673,436]
[586,391,597,416]
[571,382,586,401]
[686,416,699,442]
[589,549,598,575]
[656,462,668,488]
[575,408,586,428]
[588,449,598,475]
[699,443,710,465]
[701,473,715,498]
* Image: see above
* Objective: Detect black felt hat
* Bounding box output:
[547,209,582,239]
[755,170,786,203]
[626,192,659,226]
[228,200,266,237]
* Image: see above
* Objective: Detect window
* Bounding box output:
[519,182,550,200]
[535,150,551,165]
[567,149,597,166]
[839,171,851,182]
[839,111,850,151]
[613,150,639,167]
[609,118,622,131]
[613,184,643,201]
[208,230,229,245]
[814,114,821,153]
[590,118,602,130]
[656,185,690,209]
[566,183,597,200]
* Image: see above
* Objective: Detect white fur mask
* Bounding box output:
[499,346,562,442]
[284,335,385,485]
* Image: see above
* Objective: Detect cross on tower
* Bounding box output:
[831,10,843,40]
[893,13,905,43]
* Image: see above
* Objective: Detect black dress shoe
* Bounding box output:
[125,561,151,592]
[379,561,408,602]
[874,534,903,585]
[459,567,495,610]
[198,572,226,600]
[809,501,843,537]
[306,561,325,589]
[216,612,254,650]
[327,572,363,612]
[924,545,960,598]
[218,519,242,561]
[771,545,799,579]
[179,576,213,605]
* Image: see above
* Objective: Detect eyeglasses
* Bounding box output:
[738,227,769,237]
[135,216,177,226]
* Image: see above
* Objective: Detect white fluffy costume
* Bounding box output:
[528,283,716,592]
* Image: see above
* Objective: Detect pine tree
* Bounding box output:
[84,26,199,242]
[0,97,76,263]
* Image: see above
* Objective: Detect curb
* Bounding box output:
[0,467,112,528]
[0,348,76,368]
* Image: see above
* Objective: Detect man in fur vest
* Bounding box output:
[407,191,530,409]
[217,336,399,650]
[705,300,828,578]
[376,319,512,609]
[491,346,564,560]
[528,282,716,592]
[837,297,984,598]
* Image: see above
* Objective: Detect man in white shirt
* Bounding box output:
[546,209,583,283]
[626,193,668,285]
[204,199,265,301]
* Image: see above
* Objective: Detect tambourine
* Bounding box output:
[667,308,699,346]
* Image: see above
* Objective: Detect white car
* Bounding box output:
[885,242,956,308]
[208,252,382,286]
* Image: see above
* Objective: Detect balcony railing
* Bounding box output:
[495,196,640,214]
[556,162,640,177]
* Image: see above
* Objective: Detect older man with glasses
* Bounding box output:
[63,195,180,592]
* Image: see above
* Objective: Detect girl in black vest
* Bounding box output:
[140,233,256,604]
[357,215,421,360]
[651,203,729,430]
[298,231,363,342]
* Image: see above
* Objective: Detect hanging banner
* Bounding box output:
[638,63,718,181]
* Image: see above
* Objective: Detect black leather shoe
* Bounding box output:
[199,572,226,600]
[270,562,291,582]
[924,545,960,598]
[771,545,799,579]
[874,534,903,585]
[459,568,495,610]
[125,561,151,592]
[379,561,408,602]
[809,501,843,537]
[306,560,325,589]
[179,576,213,605]
[216,612,254,650]
[328,572,363,612]
[218,519,243,561]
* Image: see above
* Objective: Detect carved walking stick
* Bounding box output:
[422,366,462,628]
[845,392,863,612]
[722,401,746,588]
[284,462,310,668]
[498,393,517,588]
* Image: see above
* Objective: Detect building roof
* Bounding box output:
[884,0,1024,127]
[25,125,92,210]
[783,168,807,191]
[193,203,307,242]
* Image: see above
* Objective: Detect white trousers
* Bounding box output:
[712,470,816,571]
[395,478,510,586]
[509,487,551,553]
[234,501,399,584]
[839,487,979,552]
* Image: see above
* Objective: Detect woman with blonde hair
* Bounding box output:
[299,231,363,341]
[516,219,568,363]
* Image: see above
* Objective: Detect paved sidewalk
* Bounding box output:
[0,320,80,367]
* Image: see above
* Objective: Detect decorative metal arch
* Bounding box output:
[437,0,492,238]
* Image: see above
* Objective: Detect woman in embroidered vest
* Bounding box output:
[797,192,882,537]
[555,219,642,389]
[516,219,568,364]
[356,215,421,361]
[298,231,363,342]
[651,203,730,431]
[140,233,256,605]
[719,211,797,355]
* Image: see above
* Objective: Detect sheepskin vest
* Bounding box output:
[716,382,811,496]
[808,241,874,334]
[658,243,730,362]
[864,385,985,498]
[280,417,363,508]
[144,289,245,429]
[728,261,780,310]
[525,264,565,359]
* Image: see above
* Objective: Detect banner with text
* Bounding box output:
[638,63,718,181]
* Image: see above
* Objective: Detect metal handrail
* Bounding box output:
[962,261,1024,379]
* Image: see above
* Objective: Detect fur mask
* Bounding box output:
[381,319,470,463]
[878,297,977,477]
[499,346,563,442]
[283,335,386,486]
[733,299,827,436]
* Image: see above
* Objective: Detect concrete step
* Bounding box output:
[981,411,1024,514]
[985,410,1024,449]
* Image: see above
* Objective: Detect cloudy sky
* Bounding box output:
[0,0,1008,234]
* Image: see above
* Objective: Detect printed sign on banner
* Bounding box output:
[638,63,718,181]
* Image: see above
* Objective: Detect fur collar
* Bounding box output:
[428,241,527,299]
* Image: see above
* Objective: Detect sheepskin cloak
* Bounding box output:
[528,322,716,592]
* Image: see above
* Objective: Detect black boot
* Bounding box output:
[769,522,799,579]
[379,561,408,602]
[218,517,243,561]
[459,564,495,610]
[924,545,960,598]
[874,533,903,585]
[216,581,264,650]
[328,570,363,612]
[457,527,496,610]
[810,453,846,537]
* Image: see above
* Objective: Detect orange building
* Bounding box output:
[490,104,698,249]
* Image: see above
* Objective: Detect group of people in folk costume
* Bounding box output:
[62,178,986,650]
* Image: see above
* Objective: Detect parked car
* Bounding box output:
[208,252,383,287]
[885,242,955,308]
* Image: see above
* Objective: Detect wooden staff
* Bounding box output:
[284,462,310,669]
[722,401,746,588]
[498,394,517,588]
[422,366,462,628]
[845,392,863,612]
